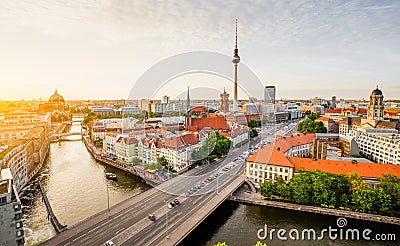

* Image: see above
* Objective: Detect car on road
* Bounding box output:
[173,199,180,205]
[148,214,156,221]
[105,240,115,246]
[168,202,174,209]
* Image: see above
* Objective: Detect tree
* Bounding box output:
[143,162,162,171]
[347,172,368,192]
[93,137,103,147]
[249,128,258,138]
[274,176,290,199]
[131,157,141,166]
[192,131,231,161]
[307,112,320,121]
[380,174,400,211]
[260,181,275,198]
[288,171,313,204]
[248,120,262,128]
[297,119,327,134]
[157,156,168,167]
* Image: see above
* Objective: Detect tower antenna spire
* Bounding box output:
[232,18,240,112]
[235,18,238,50]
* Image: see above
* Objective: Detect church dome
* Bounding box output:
[49,89,65,103]
[371,86,383,96]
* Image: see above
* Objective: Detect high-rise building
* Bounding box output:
[232,19,240,112]
[0,168,24,246]
[220,88,230,113]
[161,95,170,104]
[332,96,337,108]
[264,86,276,104]
[312,97,322,106]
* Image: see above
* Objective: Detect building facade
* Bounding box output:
[0,169,24,246]
[264,86,276,104]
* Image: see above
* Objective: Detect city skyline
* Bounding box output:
[1,1,399,100]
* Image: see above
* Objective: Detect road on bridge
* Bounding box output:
[41,123,291,246]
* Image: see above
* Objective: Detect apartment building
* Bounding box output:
[0,169,24,246]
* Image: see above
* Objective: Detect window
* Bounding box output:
[285,169,288,173]
[0,196,6,205]
[16,221,22,229]
[16,230,24,237]
[279,168,283,172]
[15,213,22,220]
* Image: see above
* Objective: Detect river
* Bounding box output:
[20,121,399,246]
[21,122,149,246]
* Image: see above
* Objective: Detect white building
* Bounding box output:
[161,133,200,172]
[354,128,400,164]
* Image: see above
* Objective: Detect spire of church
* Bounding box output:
[186,86,191,115]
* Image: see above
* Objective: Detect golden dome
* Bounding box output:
[49,89,65,103]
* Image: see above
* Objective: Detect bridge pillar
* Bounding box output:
[244,179,257,193]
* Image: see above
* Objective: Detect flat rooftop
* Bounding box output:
[23,125,44,139]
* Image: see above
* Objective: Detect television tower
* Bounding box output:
[232,18,240,112]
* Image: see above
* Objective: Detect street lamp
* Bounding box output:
[106,184,110,213]
[163,200,169,239]
[216,168,219,194]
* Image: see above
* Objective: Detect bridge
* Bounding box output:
[38,181,68,234]
[41,143,255,246]
[40,123,295,245]
[52,132,83,137]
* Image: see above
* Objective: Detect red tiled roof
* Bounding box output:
[163,133,199,150]
[246,147,293,167]
[289,157,400,179]
[273,133,316,153]
[246,134,400,179]
[326,108,343,114]
[191,106,208,114]
[189,116,230,131]
[358,108,368,114]
[317,116,334,122]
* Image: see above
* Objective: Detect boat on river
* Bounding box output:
[105,173,117,180]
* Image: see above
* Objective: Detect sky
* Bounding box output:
[0,0,399,101]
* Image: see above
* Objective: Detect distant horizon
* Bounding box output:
[1,1,399,101]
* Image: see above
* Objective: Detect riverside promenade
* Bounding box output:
[82,135,164,186]
[230,188,400,225]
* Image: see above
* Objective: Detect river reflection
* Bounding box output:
[182,201,399,246]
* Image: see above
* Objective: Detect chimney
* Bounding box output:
[277,147,280,151]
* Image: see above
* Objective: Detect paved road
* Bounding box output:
[41,123,292,246]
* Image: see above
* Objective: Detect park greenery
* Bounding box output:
[248,120,261,139]
[297,112,327,134]
[144,156,176,172]
[260,171,399,215]
[192,131,231,164]
[131,157,141,166]
[143,162,162,171]
[93,137,103,147]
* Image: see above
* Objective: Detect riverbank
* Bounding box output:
[229,191,400,225]
[82,135,164,186]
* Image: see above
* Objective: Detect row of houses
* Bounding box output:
[245,133,400,188]
[91,115,250,172]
